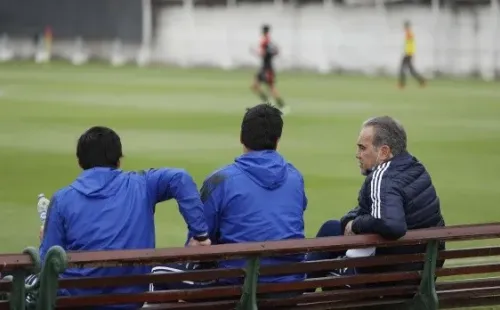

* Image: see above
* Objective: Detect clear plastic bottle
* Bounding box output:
[37,193,50,224]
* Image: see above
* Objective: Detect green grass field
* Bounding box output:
[0,62,499,305]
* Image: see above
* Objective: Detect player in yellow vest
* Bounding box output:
[399,21,426,88]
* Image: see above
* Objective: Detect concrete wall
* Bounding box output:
[152,3,500,78]
[0,0,142,43]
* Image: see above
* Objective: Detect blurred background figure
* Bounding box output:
[398,20,426,88]
[250,24,290,114]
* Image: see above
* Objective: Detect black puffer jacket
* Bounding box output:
[341,151,445,273]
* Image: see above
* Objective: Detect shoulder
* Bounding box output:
[363,162,400,193]
[384,155,435,192]
[369,161,394,181]
[203,164,240,184]
[200,164,241,201]
[286,162,305,183]
[50,186,75,213]
[129,167,192,180]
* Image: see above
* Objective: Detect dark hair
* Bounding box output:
[240,103,283,151]
[262,24,270,34]
[363,116,407,156]
[76,126,123,170]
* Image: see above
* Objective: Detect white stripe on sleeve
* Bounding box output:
[372,162,391,219]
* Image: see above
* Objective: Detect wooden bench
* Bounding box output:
[1,223,500,310]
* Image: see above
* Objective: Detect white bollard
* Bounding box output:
[136,45,151,67]
[110,39,126,67]
[71,36,89,66]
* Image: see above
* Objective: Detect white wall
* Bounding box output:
[152,4,500,78]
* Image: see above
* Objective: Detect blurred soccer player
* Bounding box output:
[250,24,290,114]
[399,21,426,88]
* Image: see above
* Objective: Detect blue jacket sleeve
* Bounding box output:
[185,172,226,245]
[145,168,208,237]
[301,175,308,211]
[351,178,407,240]
[39,195,65,262]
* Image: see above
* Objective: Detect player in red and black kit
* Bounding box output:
[251,24,289,114]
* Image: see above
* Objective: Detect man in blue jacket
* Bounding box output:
[32,126,210,309]
[150,103,307,293]
[307,116,445,281]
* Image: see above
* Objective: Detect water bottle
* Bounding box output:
[37,193,50,224]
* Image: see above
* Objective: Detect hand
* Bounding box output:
[39,225,44,241]
[344,221,355,236]
[187,237,212,247]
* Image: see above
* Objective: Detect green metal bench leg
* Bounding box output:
[36,246,68,310]
[8,247,41,310]
[9,270,26,310]
[237,257,260,310]
[407,240,439,310]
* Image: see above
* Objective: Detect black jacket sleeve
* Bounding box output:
[340,206,362,233]
[351,176,407,240]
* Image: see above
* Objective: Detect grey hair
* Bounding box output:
[363,116,407,156]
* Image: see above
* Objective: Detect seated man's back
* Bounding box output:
[203,150,306,283]
[194,104,307,284]
[40,126,209,308]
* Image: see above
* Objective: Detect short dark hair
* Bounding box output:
[262,24,270,34]
[76,126,123,170]
[363,116,407,156]
[240,103,283,151]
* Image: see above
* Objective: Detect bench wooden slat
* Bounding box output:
[260,246,500,277]
[440,295,500,309]
[141,300,237,310]
[64,223,500,267]
[59,268,244,289]
[258,271,420,294]
[56,286,242,308]
[437,277,500,290]
[260,253,425,276]
[259,286,416,307]
[440,246,500,260]
[285,298,406,309]
[436,263,500,277]
[0,254,34,271]
[439,286,500,299]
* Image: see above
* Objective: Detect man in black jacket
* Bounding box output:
[307,116,445,280]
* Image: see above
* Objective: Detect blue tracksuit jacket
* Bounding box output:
[189,150,307,284]
[40,167,208,309]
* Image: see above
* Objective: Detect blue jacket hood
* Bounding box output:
[70,167,123,198]
[234,150,288,190]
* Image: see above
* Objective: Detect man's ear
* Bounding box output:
[380,145,392,160]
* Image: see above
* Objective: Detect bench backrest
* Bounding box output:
[2,223,500,310]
